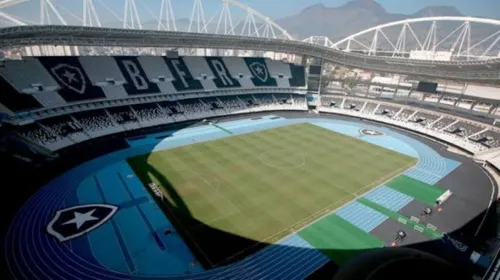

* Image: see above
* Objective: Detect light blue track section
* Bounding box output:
[74,115,319,277]
[335,201,388,232]
[77,162,201,275]
[364,186,413,212]
[77,177,130,273]
[312,120,460,184]
[367,124,461,185]
[127,115,288,147]
[405,158,461,185]
[65,115,462,278]
[313,122,363,138]
[312,119,460,212]
[217,233,330,280]
[115,161,197,263]
[313,121,418,158]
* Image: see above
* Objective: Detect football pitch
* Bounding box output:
[127,123,417,267]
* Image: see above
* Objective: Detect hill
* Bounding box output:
[276,0,464,40]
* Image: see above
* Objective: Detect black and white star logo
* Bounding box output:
[47,204,118,242]
[51,64,87,94]
[360,128,385,136]
[62,209,99,229]
[254,65,264,74]
[61,70,77,84]
[249,62,269,82]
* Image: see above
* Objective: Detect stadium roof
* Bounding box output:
[0,25,499,81]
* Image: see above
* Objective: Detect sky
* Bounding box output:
[238,0,500,19]
[2,0,499,25]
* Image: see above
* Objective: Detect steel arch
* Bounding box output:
[332,17,500,47]
[224,0,293,40]
[1,24,499,83]
[330,16,500,61]
[0,0,293,40]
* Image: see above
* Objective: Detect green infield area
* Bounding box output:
[127,123,417,268]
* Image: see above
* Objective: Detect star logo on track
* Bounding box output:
[360,128,385,136]
[46,204,118,242]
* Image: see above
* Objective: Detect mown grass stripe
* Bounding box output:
[298,214,384,265]
[358,198,442,239]
[385,175,446,206]
[127,123,415,267]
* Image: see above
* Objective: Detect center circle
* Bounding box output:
[259,150,306,169]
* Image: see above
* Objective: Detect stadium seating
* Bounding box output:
[13,93,307,151]
[132,103,171,127]
[318,95,500,154]
[409,112,440,126]
[316,94,500,154]
[431,117,456,130]
[363,102,379,114]
[3,54,499,157]
[0,55,306,112]
[0,55,307,151]
[393,108,415,122]
[39,115,89,143]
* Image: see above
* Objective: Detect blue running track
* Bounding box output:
[364,186,413,212]
[335,201,388,232]
[5,115,460,280]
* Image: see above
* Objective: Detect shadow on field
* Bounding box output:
[127,159,267,268]
[5,114,497,280]
[126,156,494,280]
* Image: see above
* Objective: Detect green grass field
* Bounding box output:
[127,123,417,267]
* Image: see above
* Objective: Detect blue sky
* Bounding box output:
[238,0,500,19]
[2,0,499,25]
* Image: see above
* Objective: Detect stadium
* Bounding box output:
[1,0,500,279]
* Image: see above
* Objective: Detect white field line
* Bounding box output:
[157,123,418,266]
[216,160,417,266]
[292,161,417,235]
[156,186,214,267]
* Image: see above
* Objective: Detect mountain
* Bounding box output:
[412,6,463,18]
[340,0,387,16]
[275,0,465,40]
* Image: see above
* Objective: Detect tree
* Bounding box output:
[320,72,335,90]
[342,76,361,90]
